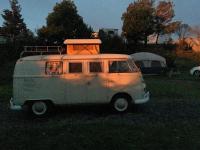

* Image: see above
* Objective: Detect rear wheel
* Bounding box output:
[29,101,52,117]
[194,70,200,77]
[111,95,130,113]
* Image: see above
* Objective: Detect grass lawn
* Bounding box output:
[0,61,200,150]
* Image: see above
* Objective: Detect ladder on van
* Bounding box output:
[20,46,64,58]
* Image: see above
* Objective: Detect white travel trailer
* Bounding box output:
[10,54,149,116]
[131,52,167,74]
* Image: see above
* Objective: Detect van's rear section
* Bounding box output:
[10,59,24,110]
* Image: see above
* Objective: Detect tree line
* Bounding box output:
[0,0,199,63]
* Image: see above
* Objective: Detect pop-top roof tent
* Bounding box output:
[64,39,102,55]
[130,52,166,66]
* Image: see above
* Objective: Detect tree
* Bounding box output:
[37,0,92,45]
[154,1,179,44]
[175,23,191,49]
[122,0,178,46]
[163,21,181,34]
[0,0,35,60]
[0,0,28,42]
[176,23,191,40]
[99,30,126,53]
[122,0,155,45]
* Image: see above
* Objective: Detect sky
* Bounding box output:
[0,0,200,33]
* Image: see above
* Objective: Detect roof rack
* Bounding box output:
[20,46,64,58]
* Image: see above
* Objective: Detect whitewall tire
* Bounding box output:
[31,101,48,116]
[112,96,130,112]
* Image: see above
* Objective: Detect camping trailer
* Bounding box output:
[131,52,167,74]
[10,40,149,116]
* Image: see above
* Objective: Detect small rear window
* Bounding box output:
[46,61,63,75]
[89,62,103,73]
[69,62,82,73]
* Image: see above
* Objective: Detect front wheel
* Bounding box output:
[111,96,130,113]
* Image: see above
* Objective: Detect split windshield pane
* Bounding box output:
[109,60,134,73]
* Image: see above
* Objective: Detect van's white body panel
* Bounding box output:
[11,54,149,110]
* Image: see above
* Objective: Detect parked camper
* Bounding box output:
[10,54,149,116]
[130,52,167,74]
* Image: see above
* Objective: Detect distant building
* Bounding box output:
[147,34,157,44]
[91,32,99,38]
[99,28,118,37]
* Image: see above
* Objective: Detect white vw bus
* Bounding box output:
[10,54,149,116]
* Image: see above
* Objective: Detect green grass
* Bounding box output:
[0,84,12,101]
[1,121,200,150]
[0,61,15,85]
[145,76,200,99]
[0,61,14,101]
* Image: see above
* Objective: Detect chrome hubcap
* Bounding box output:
[194,71,200,77]
[32,102,47,115]
[114,98,128,112]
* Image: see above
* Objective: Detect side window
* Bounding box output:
[135,61,144,68]
[46,61,63,75]
[109,60,132,73]
[151,61,161,67]
[89,62,103,73]
[109,61,118,73]
[69,62,82,73]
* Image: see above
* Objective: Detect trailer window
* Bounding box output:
[69,62,82,73]
[89,62,103,73]
[109,60,132,73]
[151,61,161,67]
[135,61,144,68]
[46,61,63,75]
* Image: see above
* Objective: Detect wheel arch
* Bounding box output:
[193,69,200,73]
[110,92,133,104]
[24,99,54,106]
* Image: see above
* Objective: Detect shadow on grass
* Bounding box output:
[20,103,148,122]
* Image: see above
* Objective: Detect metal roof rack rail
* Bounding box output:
[20,46,64,58]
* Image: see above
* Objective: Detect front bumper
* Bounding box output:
[10,98,22,110]
[134,91,150,104]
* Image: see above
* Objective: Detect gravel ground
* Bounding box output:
[1,96,200,127]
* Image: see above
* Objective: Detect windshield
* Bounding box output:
[109,59,139,73]
[128,58,140,72]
